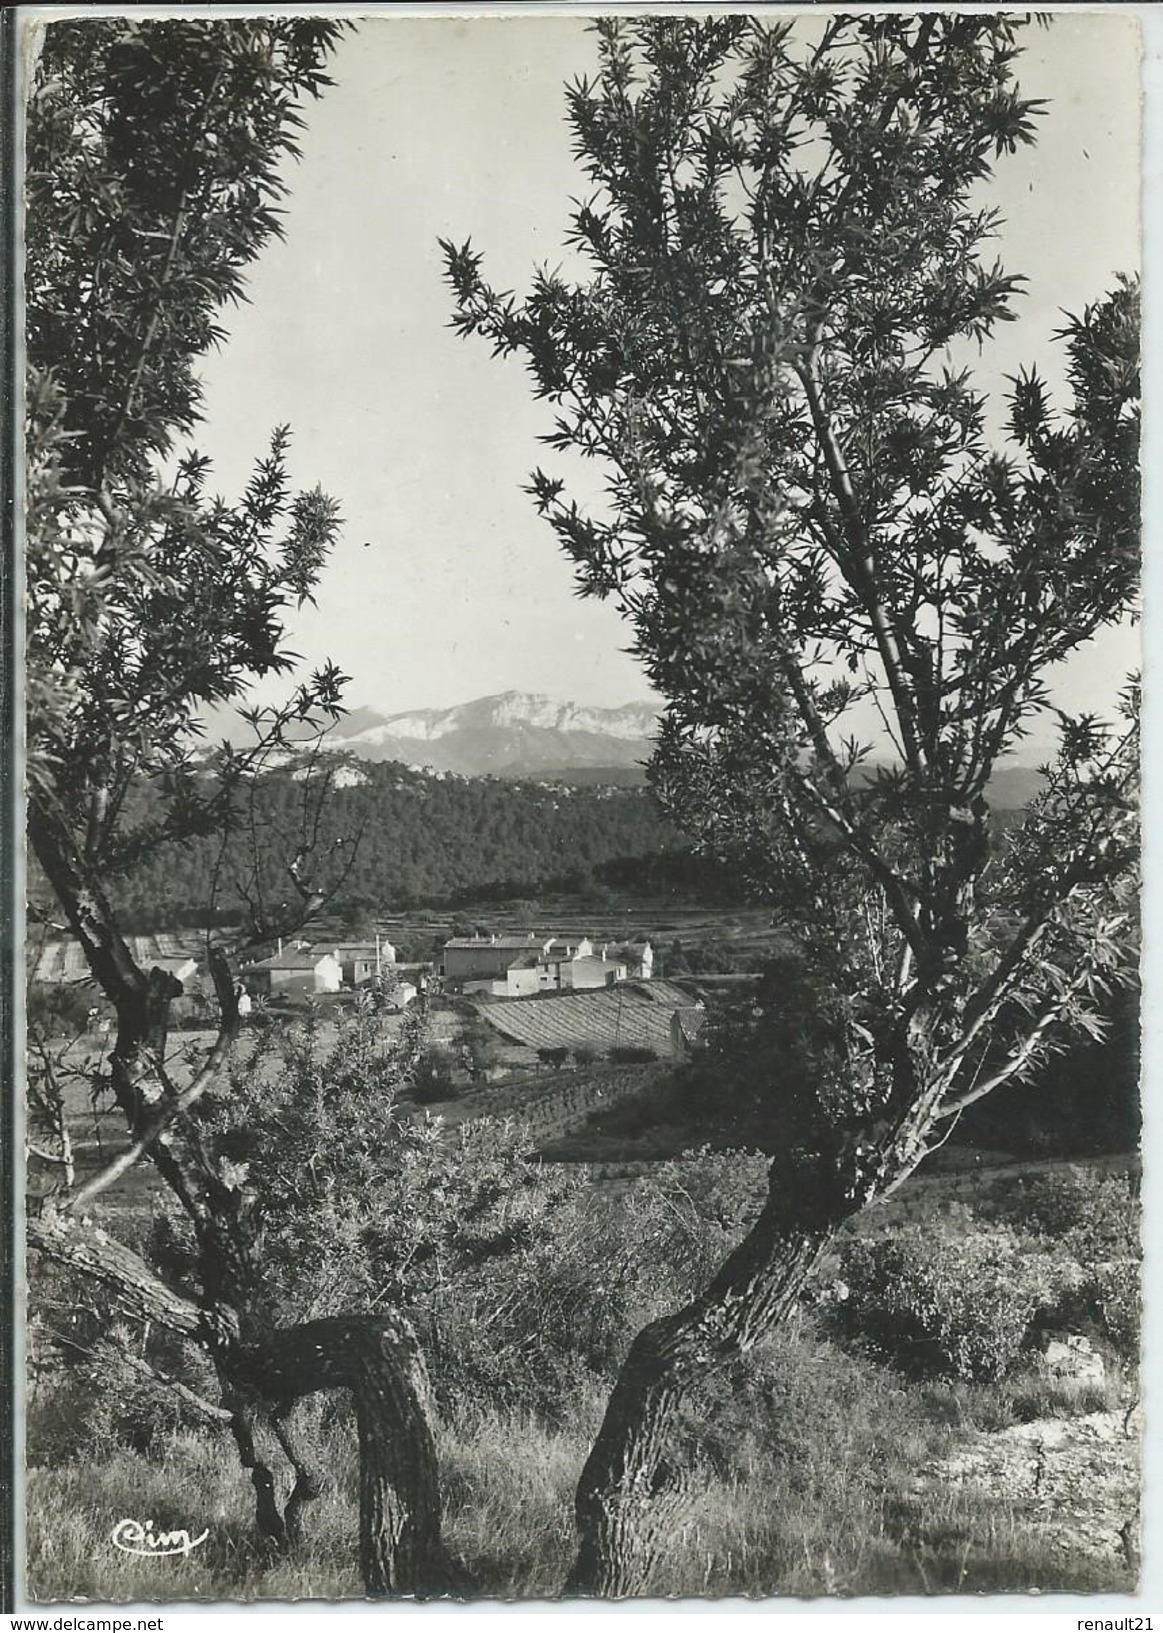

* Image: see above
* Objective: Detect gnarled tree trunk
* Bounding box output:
[29,1213,453,1596]
[566,1064,952,1597]
[567,1187,828,1597]
[235,1317,452,1596]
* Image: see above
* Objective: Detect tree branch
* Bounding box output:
[794,342,926,775]
[28,1210,204,1339]
[938,992,1078,1118]
[114,1345,234,1426]
[65,948,239,1215]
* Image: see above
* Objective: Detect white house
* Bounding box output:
[569,952,629,990]
[241,943,343,996]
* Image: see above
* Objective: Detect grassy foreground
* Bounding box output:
[26,1323,1137,1602]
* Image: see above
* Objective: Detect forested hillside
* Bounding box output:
[98,758,706,929]
[27,747,1041,936]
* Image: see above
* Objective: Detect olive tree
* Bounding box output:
[25,18,450,1593]
[444,15,1139,1592]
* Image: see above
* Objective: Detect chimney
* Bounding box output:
[277,937,283,957]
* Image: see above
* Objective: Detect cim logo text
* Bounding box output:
[111,1518,209,1558]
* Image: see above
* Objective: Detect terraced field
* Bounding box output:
[32,932,202,983]
[474,982,704,1059]
[432,1062,672,1145]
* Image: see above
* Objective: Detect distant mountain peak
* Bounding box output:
[365,692,658,741]
[311,691,660,779]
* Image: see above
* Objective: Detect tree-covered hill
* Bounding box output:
[99,757,704,930]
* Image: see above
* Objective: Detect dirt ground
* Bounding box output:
[919,1406,1141,1580]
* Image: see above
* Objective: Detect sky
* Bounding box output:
[190,11,1144,735]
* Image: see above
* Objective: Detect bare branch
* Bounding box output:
[28,1210,203,1339]
[114,1346,234,1426]
[65,948,240,1215]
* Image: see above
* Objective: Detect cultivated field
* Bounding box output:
[474,981,703,1058]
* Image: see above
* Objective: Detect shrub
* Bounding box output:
[412,1046,456,1103]
[427,1152,762,1421]
[26,1257,217,1467]
[975,1168,1140,1362]
[1043,1259,1140,1359]
[834,1225,1043,1382]
[608,1045,657,1065]
[994,1168,1139,1261]
[1089,1261,1141,1356]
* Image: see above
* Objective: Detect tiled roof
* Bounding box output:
[445,936,545,951]
[476,984,705,1056]
[638,979,699,1008]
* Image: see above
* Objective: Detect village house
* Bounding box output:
[496,952,542,998]
[440,932,652,998]
[569,949,629,990]
[241,942,343,997]
[537,936,594,991]
[241,938,428,1007]
[440,934,557,989]
[334,935,397,989]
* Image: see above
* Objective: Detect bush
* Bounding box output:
[992,1168,1139,1262]
[412,1046,456,1103]
[608,1045,657,1065]
[427,1152,761,1422]
[1043,1259,1140,1359]
[26,1255,217,1467]
[834,1225,1044,1382]
[1088,1261,1141,1356]
[972,1168,1140,1362]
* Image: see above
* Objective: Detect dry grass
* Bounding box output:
[26,1325,1136,1604]
[27,1435,361,1603]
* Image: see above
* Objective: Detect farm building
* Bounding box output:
[569,952,628,990]
[489,953,542,998]
[441,932,652,997]
[241,943,343,997]
[33,934,200,988]
[335,936,397,988]
[442,934,585,987]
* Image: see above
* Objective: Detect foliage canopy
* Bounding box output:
[27,18,350,912]
[446,15,1140,1187]
[447,18,1140,1590]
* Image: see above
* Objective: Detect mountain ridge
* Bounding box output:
[262,690,660,779]
[202,690,1045,806]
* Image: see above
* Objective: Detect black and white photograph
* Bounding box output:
[18,5,1145,1609]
